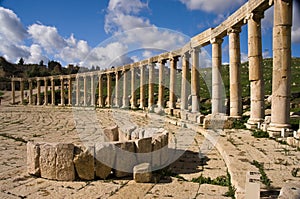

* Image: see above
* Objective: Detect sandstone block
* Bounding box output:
[114,141,136,177]
[74,145,95,180]
[39,143,56,180]
[56,143,75,181]
[104,125,119,142]
[133,163,152,183]
[135,137,152,164]
[27,141,41,176]
[95,142,116,179]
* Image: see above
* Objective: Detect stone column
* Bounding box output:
[131,66,137,109]
[191,48,200,113]
[211,38,224,115]
[83,75,87,106]
[169,56,178,110]
[139,65,146,109]
[181,52,190,110]
[98,74,103,107]
[148,60,155,111]
[228,27,242,118]
[68,76,72,106]
[122,69,129,108]
[114,71,120,107]
[43,78,48,105]
[107,73,112,107]
[268,0,293,135]
[11,79,15,104]
[20,79,24,104]
[246,12,265,128]
[28,79,33,105]
[157,59,166,109]
[75,76,80,106]
[90,75,95,106]
[51,77,55,106]
[60,77,65,106]
[37,78,41,105]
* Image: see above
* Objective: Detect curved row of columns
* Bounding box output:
[10,0,293,135]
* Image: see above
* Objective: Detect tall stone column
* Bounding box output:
[37,78,41,105]
[43,78,48,105]
[181,52,190,110]
[169,56,178,110]
[211,38,224,115]
[148,61,155,111]
[122,69,129,108]
[228,27,242,118]
[51,77,55,106]
[246,12,265,128]
[60,77,65,106]
[157,59,166,109]
[268,0,293,135]
[191,48,200,113]
[114,71,120,107]
[131,66,137,109]
[11,79,15,104]
[98,74,103,107]
[90,75,95,106]
[83,75,87,106]
[68,76,72,106]
[139,65,146,109]
[20,79,24,104]
[28,79,33,105]
[75,76,80,106]
[107,73,112,107]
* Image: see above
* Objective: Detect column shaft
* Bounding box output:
[157,60,166,109]
[228,27,242,118]
[98,75,103,107]
[29,80,33,105]
[268,0,293,134]
[37,79,41,105]
[148,62,155,111]
[122,70,129,108]
[131,67,137,109]
[68,77,72,106]
[83,76,87,106]
[20,80,24,104]
[107,74,112,107]
[51,78,55,105]
[139,65,145,109]
[90,75,95,106]
[11,80,15,104]
[181,53,189,110]
[247,12,265,128]
[115,72,120,107]
[44,78,48,105]
[169,57,178,109]
[60,78,65,106]
[75,77,80,106]
[191,48,200,113]
[211,38,224,114]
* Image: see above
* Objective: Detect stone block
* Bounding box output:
[27,141,41,176]
[160,131,169,167]
[104,125,119,142]
[95,142,116,179]
[135,137,152,164]
[278,182,300,199]
[151,134,162,168]
[133,163,152,183]
[287,137,296,147]
[114,141,136,177]
[39,143,56,180]
[73,145,95,180]
[56,143,75,181]
[118,125,136,141]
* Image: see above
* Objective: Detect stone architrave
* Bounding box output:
[27,141,41,176]
[95,142,116,179]
[55,143,75,181]
[135,137,152,164]
[114,141,136,177]
[39,143,56,180]
[73,145,95,180]
[133,163,152,183]
[104,125,119,142]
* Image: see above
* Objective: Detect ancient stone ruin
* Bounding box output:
[27,126,169,182]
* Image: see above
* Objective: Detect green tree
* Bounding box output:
[18,57,24,65]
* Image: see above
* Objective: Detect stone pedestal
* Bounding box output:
[268,0,293,136]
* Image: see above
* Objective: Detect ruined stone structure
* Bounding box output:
[11,0,293,136]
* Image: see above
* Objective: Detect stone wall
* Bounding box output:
[27,126,169,181]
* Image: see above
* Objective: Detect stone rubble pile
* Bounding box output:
[27,126,169,182]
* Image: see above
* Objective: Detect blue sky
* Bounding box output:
[0,0,299,68]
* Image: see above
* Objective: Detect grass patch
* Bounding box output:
[251,160,272,187]
[252,130,269,138]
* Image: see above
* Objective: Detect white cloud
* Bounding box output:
[179,0,246,14]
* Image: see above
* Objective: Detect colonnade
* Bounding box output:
[10,0,293,135]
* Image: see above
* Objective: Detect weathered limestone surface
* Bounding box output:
[135,137,152,164]
[114,141,136,178]
[73,145,95,180]
[39,143,57,180]
[104,125,119,142]
[95,142,116,179]
[55,143,75,181]
[278,182,300,199]
[133,163,152,183]
[27,141,40,176]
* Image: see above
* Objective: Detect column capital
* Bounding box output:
[189,47,201,55]
[227,26,242,35]
[210,37,224,45]
[169,56,179,62]
[244,11,264,23]
[158,58,166,65]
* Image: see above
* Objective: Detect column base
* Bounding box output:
[148,105,155,113]
[154,106,165,115]
[246,118,264,130]
[267,123,293,138]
